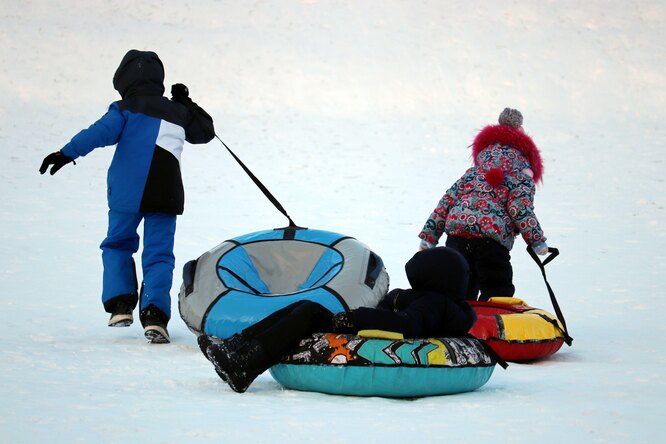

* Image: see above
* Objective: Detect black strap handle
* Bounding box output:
[526,246,573,346]
[215,135,302,229]
[174,86,300,229]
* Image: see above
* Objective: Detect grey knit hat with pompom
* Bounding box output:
[498,108,523,128]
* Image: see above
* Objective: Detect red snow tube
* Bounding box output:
[469,297,566,362]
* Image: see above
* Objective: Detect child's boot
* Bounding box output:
[107,296,136,327]
[197,333,245,361]
[140,305,170,344]
[206,339,272,393]
[198,333,249,382]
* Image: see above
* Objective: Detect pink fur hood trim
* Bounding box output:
[472,124,543,183]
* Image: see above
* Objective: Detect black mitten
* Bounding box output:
[331,311,356,333]
[171,83,215,143]
[171,83,190,104]
[39,151,74,175]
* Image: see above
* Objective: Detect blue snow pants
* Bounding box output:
[100,209,177,318]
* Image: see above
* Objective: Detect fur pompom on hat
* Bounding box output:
[498,108,523,128]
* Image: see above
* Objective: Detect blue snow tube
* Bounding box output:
[179,228,495,398]
[178,228,389,339]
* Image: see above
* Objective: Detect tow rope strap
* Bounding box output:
[215,135,300,229]
[526,246,573,346]
[174,87,300,229]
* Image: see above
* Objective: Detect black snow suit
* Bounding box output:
[242,246,477,368]
[350,246,477,338]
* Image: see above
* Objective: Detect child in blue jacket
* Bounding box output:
[39,49,215,343]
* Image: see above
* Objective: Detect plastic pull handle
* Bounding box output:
[364,252,384,289]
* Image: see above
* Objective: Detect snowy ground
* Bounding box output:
[1,1,665,443]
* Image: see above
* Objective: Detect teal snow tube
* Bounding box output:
[270,333,496,397]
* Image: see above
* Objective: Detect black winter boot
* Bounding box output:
[198,334,222,359]
[197,335,227,381]
[206,340,273,393]
[197,334,247,382]
[108,300,134,327]
[140,305,170,344]
[197,334,245,361]
[106,294,138,327]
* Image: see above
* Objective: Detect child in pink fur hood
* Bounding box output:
[418,108,549,301]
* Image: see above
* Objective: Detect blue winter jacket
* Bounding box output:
[60,50,215,215]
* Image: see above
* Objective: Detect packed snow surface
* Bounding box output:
[1,1,664,442]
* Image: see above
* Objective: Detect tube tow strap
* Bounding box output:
[526,246,573,346]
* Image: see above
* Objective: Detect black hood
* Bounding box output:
[405,247,470,300]
[113,50,165,99]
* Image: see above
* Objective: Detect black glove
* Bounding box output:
[39,151,75,175]
[171,83,190,103]
[331,311,356,333]
[171,83,215,143]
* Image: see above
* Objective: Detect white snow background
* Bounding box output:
[1,1,665,442]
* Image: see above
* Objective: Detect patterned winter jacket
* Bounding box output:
[60,50,215,215]
[419,124,546,251]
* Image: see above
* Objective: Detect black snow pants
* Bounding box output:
[242,300,334,363]
[445,235,515,301]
